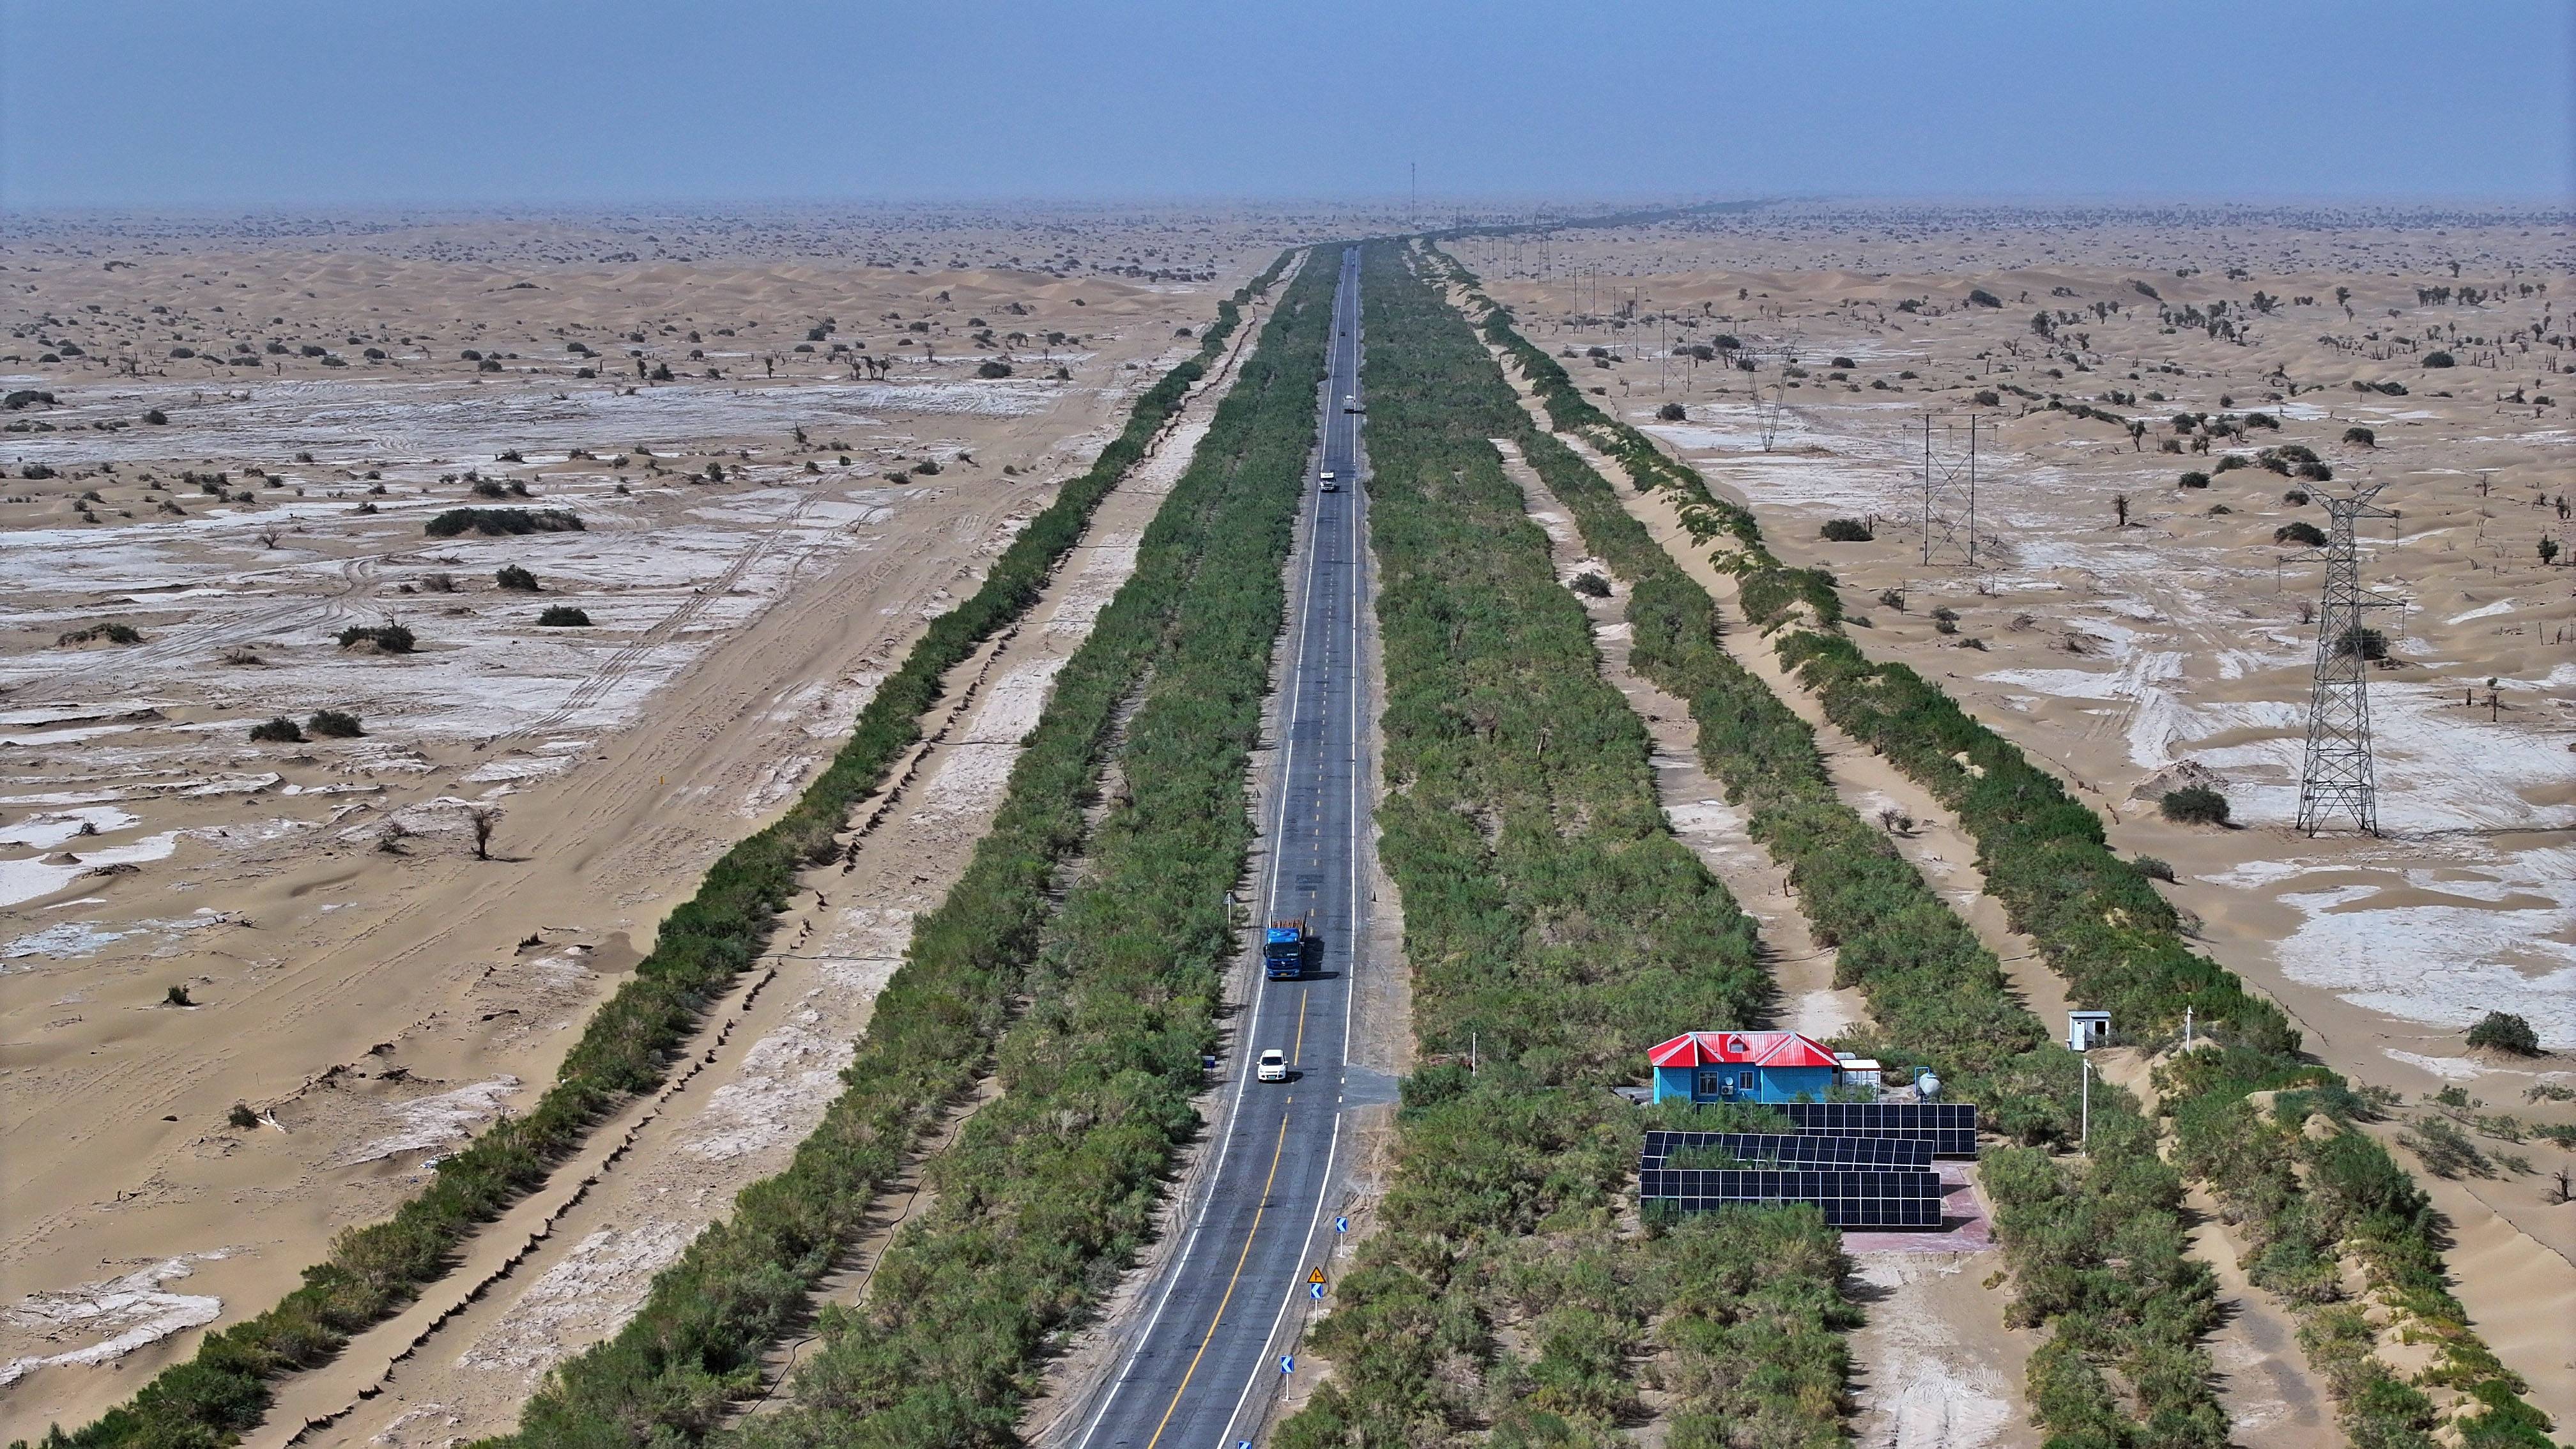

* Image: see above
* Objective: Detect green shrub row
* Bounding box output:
[1276,243,1841,1449]
[27,260,1291,1449]
[1455,270,2226,1445]
[1448,251,2552,1446]
[2163,1055,2557,1448]
[714,252,1333,1449]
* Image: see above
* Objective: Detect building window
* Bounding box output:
[1739,1070,1757,1091]
[1697,1071,1726,1098]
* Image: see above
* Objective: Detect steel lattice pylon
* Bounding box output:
[2297,483,2400,835]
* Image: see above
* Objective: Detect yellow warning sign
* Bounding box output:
[1307,1266,1327,1284]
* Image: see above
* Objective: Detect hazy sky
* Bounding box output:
[4,0,2568,210]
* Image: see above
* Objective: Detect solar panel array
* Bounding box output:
[1639,1169,1943,1229]
[1642,1130,1931,1170]
[1777,1102,1979,1157]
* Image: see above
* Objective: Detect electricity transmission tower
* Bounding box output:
[1919,413,1983,566]
[2296,482,2401,835]
[1749,330,1803,452]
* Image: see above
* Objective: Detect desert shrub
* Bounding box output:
[1569,570,1611,597]
[421,571,457,593]
[2283,487,2312,505]
[2159,785,2231,825]
[535,605,592,627]
[2342,425,2375,447]
[2465,1011,2541,1056]
[57,622,144,646]
[2400,1116,2489,1177]
[470,479,509,498]
[2179,470,2209,489]
[2135,855,2177,882]
[1967,288,2002,308]
[2296,461,2333,481]
[974,360,1011,378]
[1655,402,1685,420]
[2275,521,2328,547]
[307,710,364,738]
[227,1102,258,1128]
[2214,453,2248,473]
[143,408,169,425]
[2423,350,2455,367]
[1819,517,1874,542]
[494,564,539,591]
[337,624,415,652]
[423,507,583,538]
[249,716,305,742]
[1974,388,2000,406]
[2334,626,2387,660]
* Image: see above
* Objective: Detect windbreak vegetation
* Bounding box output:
[1449,245,2552,1448]
[1276,243,1844,1449]
[31,252,1296,1449]
[701,250,1328,1449]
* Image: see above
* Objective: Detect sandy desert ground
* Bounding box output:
[0,206,1312,1438]
[1470,201,2573,1432]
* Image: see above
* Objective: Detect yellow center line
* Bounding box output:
[1141,1104,1296,1449]
[1292,990,1309,1065]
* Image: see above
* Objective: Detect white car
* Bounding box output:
[1317,470,1338,493]
[1256,1048,1289,1082]
[1342,394,1359,412]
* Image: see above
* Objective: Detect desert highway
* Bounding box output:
[1069,245,1374,1449]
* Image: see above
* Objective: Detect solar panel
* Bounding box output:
[1638,1168,1944,1229]
[1641,1130,1930,1170]
[1775,1101,1979,1157]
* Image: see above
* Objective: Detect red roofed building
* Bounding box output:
[1648,1031,1842,1103]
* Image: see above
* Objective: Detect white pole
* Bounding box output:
[2081,1057,2092,1153]
[2185,1006,2193,1048]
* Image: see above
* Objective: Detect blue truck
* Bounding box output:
[1263,917,1311,979]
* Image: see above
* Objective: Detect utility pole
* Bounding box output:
[2080,1056,2091,1153]
[2297,481,2402,834]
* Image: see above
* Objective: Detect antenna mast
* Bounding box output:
[2296,482,2401,835]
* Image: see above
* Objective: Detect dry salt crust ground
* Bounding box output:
[1616,358,2573,1064]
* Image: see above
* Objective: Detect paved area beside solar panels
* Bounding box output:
[1843,1161,1995,1253]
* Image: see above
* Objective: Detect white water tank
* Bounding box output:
[1913,1070,1942,1100]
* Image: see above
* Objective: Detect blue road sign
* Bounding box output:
[1278,1354,1296,1376]
[1333,1215,1349,1233]
[1310,1281,1326,1300]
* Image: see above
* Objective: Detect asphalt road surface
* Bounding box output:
[1068,245,1374,1449]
